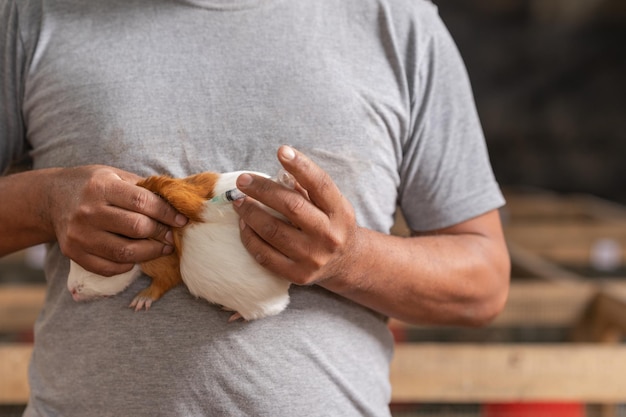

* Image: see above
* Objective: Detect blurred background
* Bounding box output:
[436,0,626,203]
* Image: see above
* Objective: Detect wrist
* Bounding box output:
[318,226,373,296]
[38,167,65,239]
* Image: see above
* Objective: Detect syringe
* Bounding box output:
[209,168,296,204]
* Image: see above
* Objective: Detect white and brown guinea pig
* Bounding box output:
[67,171,292,322]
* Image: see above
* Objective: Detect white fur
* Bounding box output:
[180,171,291,320]
[67,261,141,301]
[65,170,291,320]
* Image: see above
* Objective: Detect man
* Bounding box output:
[1,0,509,415]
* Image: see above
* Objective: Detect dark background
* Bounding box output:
[435,0,626,203]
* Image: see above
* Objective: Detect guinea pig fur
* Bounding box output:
[66,171,291,322]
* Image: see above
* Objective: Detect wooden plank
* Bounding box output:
[502,191,626,268]
[0,343,31,404]
[576,194,626,222]
[505,224,626,248]
[476,281,598,327]
[505,224,626,268]
[0,285,45,332]
[502,190,626,223]
[390,343,626,403]
[530,247,625,267]
[507,241,586,281]
[391,281,626,334]
[4,342,626,404]
[390,281,599,330]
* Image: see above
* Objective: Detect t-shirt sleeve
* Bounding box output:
[398,4,505,232]
[1,0,27,174]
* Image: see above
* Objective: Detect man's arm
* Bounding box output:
[322,210,509,326]
[0,166,188,276]
[233,146,510,326]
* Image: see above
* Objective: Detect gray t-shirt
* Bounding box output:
[1,0,505,416]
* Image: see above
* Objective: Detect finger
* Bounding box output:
[237,213,299,278]
[85,231,174,265]
[238,216,326,286]
[63,222,173,264]
[235,174,327,235]
[276,146,343,215]
[64,236,171,278]
[70,252,137,278]
[104,180,188,228]
[76,200,173,246]
[234,197,307,260]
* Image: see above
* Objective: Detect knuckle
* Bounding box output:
[129,216,152,238]
[300,243,327,272]
[324,231,344,252]
[71,201,96,224]
[254,252,270,267]
[284,196,307,216]
[83,175,106,197]
[309,252,328,271]
[320,177,331,192]
[316,173,333,194]
[130,190,150,212]
[261,221,281,241]
[112,244,135,263]
[256,176,275,193]
[306,259,325,273]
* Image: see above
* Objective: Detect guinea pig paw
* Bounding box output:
[228,312,244,323]
[129,295,154,311]
[219,306,244,322]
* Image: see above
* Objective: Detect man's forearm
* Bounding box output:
[321,211,511,326]
[0,168,60,255]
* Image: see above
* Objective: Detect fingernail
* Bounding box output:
[163,245,174,255]
[238,173,253,188]
[239,218,246,231]
[280,146,296,161]
[232,197,244,207]
[175,214,188,226]
[164,230,174,244]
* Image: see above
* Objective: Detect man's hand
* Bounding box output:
[233,146,510,326]
[48,165,188,276]
[233,146,363,287]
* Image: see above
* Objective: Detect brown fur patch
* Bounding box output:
[138,172,220,223]
[131,172,220,306]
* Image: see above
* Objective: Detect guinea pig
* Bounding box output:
[67,171,292,322]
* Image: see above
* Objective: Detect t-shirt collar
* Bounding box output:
[177,0,270,10]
